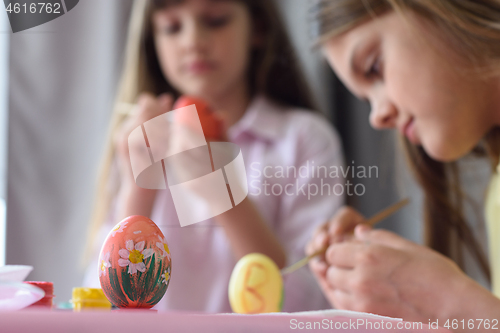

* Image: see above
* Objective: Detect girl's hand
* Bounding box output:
[306,207,367,281]
[319,225,469,322]
[115,93,173,187]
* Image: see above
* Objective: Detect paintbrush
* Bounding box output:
[280,198,410,275]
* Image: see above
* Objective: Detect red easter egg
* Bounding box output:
[98,215,171,308]
[174,96,223,141]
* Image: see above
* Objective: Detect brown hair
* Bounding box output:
[311,0,500,280]
[85,0,315,261]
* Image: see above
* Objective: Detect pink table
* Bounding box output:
[1,309,451,333]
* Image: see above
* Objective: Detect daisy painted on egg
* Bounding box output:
[162,265,171,285]
[118,240,154,274]
[156,236,171,262]
[99,252,111,277]
[110,221,128,237]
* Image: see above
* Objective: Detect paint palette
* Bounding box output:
[228,253,283,314]
[98,215,171,308]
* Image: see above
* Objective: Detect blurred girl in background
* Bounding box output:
[85,0,344,313]
[308,0,500,325]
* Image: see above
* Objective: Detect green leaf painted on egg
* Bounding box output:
[279,285,284,311]
[107,266,127,307]
[140,253,155,303]
[121,269,135,302]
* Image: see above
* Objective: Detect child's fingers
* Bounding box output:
[327,288,354,311]
[309,259,335,304]
[324,241,364,269]
[315,231,328,251]
[313,222,328,237]
[114,93,174,170]
[327,206,366,241]
[326,265,353,293]
[124,93,174,138]
[157,93,174,111]
[305,226,328,256]
[354,225,413,251]
[309,255,328,278]
[135,93,172,122]
[305,239,315,257]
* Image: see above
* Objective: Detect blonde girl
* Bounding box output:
[85,0,345,312]
[307,0,500,327]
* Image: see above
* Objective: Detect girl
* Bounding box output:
[84,0,345,313]
[307,0,500,327]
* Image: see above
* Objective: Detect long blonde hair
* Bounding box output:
[311,0,500,280]
[85,0,315,261]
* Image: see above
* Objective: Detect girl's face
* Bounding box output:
[323,11,500,162]
[152,0,253,102]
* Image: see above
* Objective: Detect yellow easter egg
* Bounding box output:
[228,253,283,314]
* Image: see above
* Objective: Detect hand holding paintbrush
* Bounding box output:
[282,198,410,275]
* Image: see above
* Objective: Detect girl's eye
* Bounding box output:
[204,15,231,28]
[162,22,181,35]
[365,55,382,79]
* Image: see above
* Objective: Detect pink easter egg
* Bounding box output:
[98,215,171,308]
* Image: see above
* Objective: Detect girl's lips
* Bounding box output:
[403,118,419,144]
[186,61,216,74]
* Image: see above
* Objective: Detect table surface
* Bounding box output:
[1,309,452,333]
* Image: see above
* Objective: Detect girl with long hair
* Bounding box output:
[307,0,500,326]
[85,0,344,312]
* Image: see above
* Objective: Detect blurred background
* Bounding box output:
[0,0,490,303]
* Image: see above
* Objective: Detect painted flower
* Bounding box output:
[118,240,154,274]
[99,252,111,277]
[156,236,171,262]
[162,265,171,285]
[110,221,128,237]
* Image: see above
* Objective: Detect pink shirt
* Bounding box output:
[85,95,344,313]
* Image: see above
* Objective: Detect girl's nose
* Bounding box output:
[369,99,398,130]
[182,19,208,52]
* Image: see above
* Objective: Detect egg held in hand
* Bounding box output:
[228,253,284,314]
[173,96,224,141]
[98,215,172,308]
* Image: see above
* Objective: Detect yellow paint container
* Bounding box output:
[72,288,112,311]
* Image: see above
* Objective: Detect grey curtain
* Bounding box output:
[6,0,133,302]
